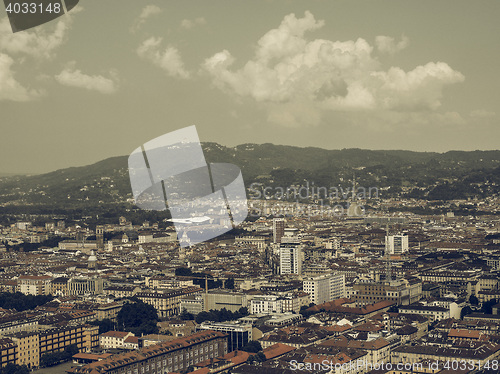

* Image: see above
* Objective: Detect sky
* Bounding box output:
[0,0,499,174]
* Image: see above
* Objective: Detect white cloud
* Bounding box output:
[0,53,41,101]
[137,37,190,79]
[55,67,118,94]
[131,5,162,33]
[470,109,496,118]
[181,17,206,30]
[0,10,78,59]
[375,35,409,54]
[202,11,464,127]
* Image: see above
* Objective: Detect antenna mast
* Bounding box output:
[385,223,392,282]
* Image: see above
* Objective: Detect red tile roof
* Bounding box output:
[124,336,140,344]
[222,350,251,365]
[449,329,481,339]
[100,331,132,339]
[262,343,296,359]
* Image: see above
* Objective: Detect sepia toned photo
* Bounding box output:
[0,1,499,374]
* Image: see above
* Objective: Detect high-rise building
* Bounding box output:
[279,243,302,275]
[386,234,409,255]
[273,218,285,244]
[303,273,346,305]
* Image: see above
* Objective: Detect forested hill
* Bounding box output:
[1,144,500,212]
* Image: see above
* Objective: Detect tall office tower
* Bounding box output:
[386,234,409,255]
[303,273,346,305]
[279,243,303,275]
[96,225,104,250]
[273,218,285,244]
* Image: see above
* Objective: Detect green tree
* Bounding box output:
[175,267,192,276]
[0,364,30,374]
[469,295,479,306]
[180,310,194,320]
[88,318,115,334]
[0,292,53,311]
[226,278,235,289]
[461,306,473,319]
[482,299,497,314]
[65,344,79,357]
[117,300,159,335]
[195,308,249,324]
[387,305,399,313]
[255,351,267,362]
[241,340,262,353]
[299,304,317,319]
[39,344,80,367]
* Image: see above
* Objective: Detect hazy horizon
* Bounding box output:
[1,1,499,174]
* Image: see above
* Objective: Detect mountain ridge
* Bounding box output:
[1,143,500,212]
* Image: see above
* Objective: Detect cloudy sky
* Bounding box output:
[0,1,499,174]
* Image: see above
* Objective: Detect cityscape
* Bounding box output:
[1,1,500,374]
[1,151,500,374]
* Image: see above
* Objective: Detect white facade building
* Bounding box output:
[279,243,302,275]
[386,234,409,255]
[303,273,346,305]
[250,295,281,314]
[17,275,52,296]
[99,331,135,349]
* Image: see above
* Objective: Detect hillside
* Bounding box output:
[1,144,500,216]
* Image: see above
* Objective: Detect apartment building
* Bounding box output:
[398,304,450,322]
[96,302,123,321]
[136,287,202,317]
[392,341,500,370]
[102,285,142,298]
[196,322,251,351]
[0,314,38,336]
[83,325,99,352]
[6,331,39,369]
[145,276,194,289]
[279,243,303,275]
[303,273,346,305]
[40,325,92,355]
[250,295,282,314]
[68,330,228,374]
[16,275,52,296]
[99,331,135,349]
[205,290,248,313]
[353,278,421,306]
[0,338,17,368]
